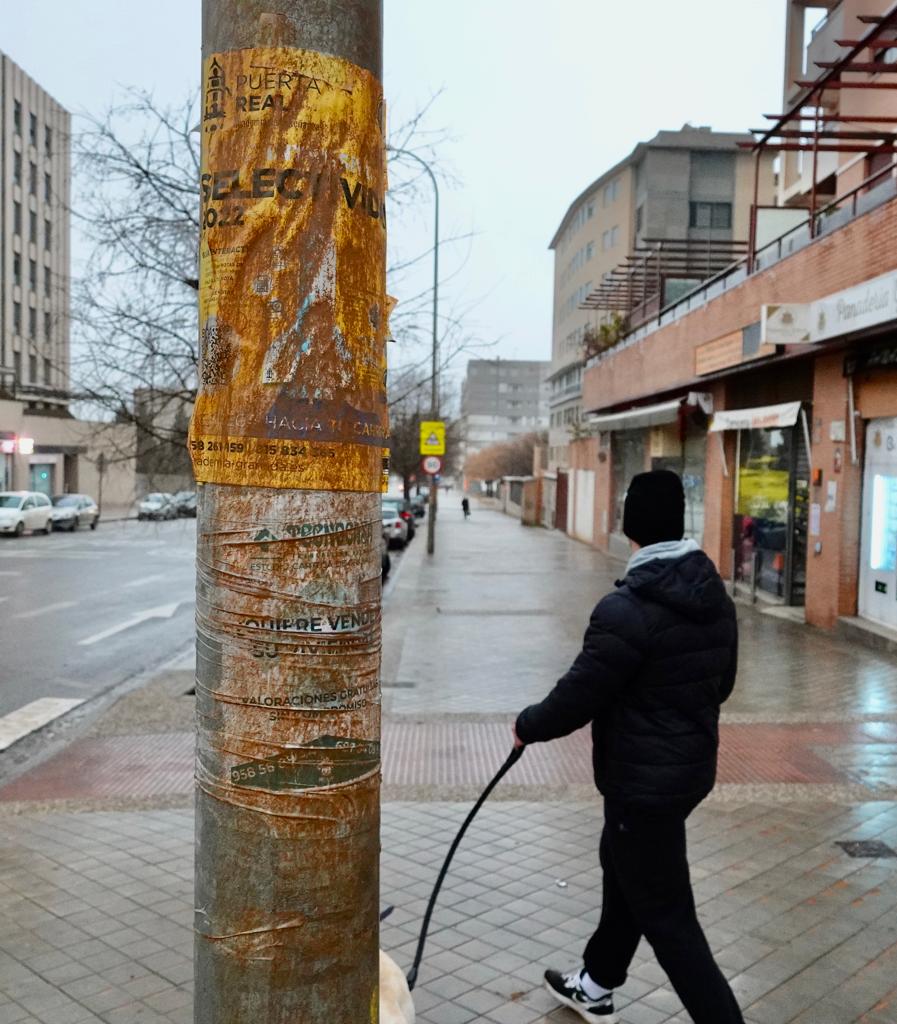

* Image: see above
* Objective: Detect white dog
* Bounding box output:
[380,950,415,1024]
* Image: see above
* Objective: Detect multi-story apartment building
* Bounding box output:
[459,358,549,460]
[1,51,70,408]
[569,1,897,640]
[0,53,132,506]
[546,126,773,475]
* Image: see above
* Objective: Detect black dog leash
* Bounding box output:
[405,745,525,991]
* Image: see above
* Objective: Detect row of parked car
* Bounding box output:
[0,491,100,536]
[381,492,427,550]
[136,491,197,520]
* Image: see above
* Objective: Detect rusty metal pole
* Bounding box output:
[192,3,385,1021]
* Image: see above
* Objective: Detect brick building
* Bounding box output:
[565,1,897,638]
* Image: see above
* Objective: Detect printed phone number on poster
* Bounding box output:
[190,440,337,458]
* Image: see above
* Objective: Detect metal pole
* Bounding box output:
[748,148,761,273]
[193,4,384,1021]
[848,374,858,465]
[389,147,440,554]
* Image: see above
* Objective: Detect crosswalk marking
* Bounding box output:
[0,698,83,752]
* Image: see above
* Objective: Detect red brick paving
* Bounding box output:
[2,719,895,801]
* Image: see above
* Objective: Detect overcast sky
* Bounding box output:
[1,0,799,385]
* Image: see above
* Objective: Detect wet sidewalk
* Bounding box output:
[2,505,897,1023]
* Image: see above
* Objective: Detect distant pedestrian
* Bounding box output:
[514,470,742,1023]
[461,497,470,519]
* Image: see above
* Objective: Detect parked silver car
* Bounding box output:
[381,498,409,549]
[51,494,100,531]
[137,492,177,520]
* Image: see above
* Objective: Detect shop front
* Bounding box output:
[710,401,810,605]
[589,392,712,556]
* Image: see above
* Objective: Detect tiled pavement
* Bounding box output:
[3,802,897,1024]
[2,506,897,1022]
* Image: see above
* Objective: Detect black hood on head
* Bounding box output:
[624,549,728,621]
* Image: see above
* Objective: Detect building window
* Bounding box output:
[635,204,644,234]
[603,177,620,206]
[14,202,22,236]
[689,201,732,229]
[44,358,51,385]
[29,259,36,291]
[44,218,51,250]
[602,226,620,250]
[29,113,37,147]
[29,162,37,195]
[29,308,37,339]
[586,241,594,261]
[13,152,22,186]
[30,210,37,241]
[14,99,21,134]
[13,351,22,381]
[44,125,52,152]
[13,254,21,286]
[44,271,51,298]
[44,312,51,339]
[44,174,51,203]
[29,354,37,382]
[13,304,21,334]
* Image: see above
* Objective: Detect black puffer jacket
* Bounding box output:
[516,549,737,812]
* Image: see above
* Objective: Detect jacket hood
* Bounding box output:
[623,549,728,620]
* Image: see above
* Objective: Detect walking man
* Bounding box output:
[514,470,742,1023]
[461,496,470,519]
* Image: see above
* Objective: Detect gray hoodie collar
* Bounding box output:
[626,538,700,575]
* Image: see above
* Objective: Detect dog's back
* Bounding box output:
[379,950,415,1024]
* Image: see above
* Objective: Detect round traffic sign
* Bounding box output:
[422,455,442,475]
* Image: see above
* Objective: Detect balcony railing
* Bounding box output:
[586,161,897,364]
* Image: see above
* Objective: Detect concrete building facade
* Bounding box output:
[0,53,139,516]
[546,127,774,473]
[459,358,549,460]
[1,51,70,406]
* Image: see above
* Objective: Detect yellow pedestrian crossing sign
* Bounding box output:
[419,420,446,456]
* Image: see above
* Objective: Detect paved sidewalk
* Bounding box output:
[2,506,897,1023]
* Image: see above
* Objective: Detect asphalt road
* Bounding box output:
[0,515,411,723]
[0,518,197,718]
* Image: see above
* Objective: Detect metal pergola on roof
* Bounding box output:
[743,3,897,268]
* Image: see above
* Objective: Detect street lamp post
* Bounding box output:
[390,147,439,554]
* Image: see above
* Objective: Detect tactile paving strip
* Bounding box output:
[4,720,897,802]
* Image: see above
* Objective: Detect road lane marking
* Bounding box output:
[0,698,84,752]
[13,600,77,620]
[124,574,166,588]
[0,570,22,576]
[78,602,183,646]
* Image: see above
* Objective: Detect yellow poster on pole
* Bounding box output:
[189,48,388,492]
[419,421,445,456]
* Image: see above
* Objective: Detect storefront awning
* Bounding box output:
[587,392,712,432]
[709,400,802,432]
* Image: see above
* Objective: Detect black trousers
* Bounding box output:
[583,801,744,1024]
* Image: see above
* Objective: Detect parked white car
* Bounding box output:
[51,494,100,531]
[0,491,53,536]
[381,498,409,549]
[137,493,177,520]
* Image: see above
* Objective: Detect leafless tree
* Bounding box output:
[464,432,545,483]
[387,365,461,497]
[69,89,489,480]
